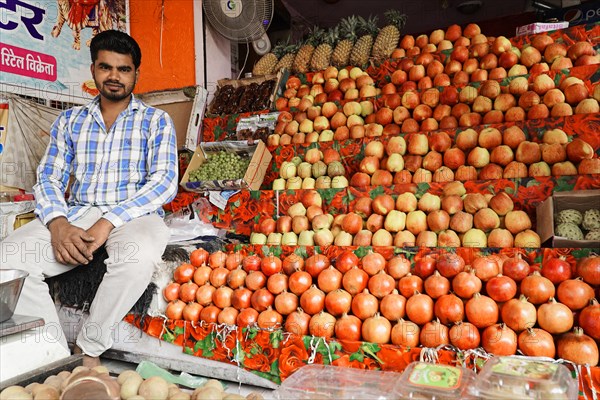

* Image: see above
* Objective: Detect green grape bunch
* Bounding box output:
[188,151,251,182]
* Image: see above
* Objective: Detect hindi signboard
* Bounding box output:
[0,0,128,104]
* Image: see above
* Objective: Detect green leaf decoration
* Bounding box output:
[174,326,185,336]
[193,331,216,358]
[250,191,261,200]
[184,346,194,355]
[270,330,284,349]
[295,246,310,258]
[354,246,372,258]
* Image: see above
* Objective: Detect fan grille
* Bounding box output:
[203,0,273,42]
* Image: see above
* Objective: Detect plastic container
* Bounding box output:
[393,361,477,399]
[272,364,401,399]
[474,357,578,399]
[0,269,29,322]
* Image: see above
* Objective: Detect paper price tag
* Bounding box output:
[208,190,239,210]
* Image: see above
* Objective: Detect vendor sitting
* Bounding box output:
[0,30,178,367]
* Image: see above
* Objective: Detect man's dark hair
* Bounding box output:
[90,30,142,69]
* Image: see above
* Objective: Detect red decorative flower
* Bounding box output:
[279,337,309,380]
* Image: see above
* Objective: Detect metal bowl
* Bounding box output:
[0,269,29,322]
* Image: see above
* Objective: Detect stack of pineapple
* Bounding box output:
[251,10,407,76]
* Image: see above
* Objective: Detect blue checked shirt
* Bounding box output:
[33,95,178,228]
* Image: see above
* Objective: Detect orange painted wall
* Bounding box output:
[129,0,196,93]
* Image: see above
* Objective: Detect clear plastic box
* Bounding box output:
[393,361,477,399]
[272,364,402,400]
[474,357,578,399]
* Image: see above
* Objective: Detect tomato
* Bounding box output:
[542,256,572,284]
[189,248,209,267]
[162,282,180,301]
[173,263,195,284]
[485,274,517,303]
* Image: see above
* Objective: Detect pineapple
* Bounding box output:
[372,10,407,60]
[252,50,278,76]
[331,17,358,68]
[292,26,323,74]
[310,27,337,71]
[349,16,379,68]
[274,41,299,72]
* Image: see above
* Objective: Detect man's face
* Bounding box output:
[91,50,137,102]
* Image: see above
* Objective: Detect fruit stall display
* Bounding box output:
[160,18,600,398]
[0,365,259,399]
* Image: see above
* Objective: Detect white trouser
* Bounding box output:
[0,207,170,357]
